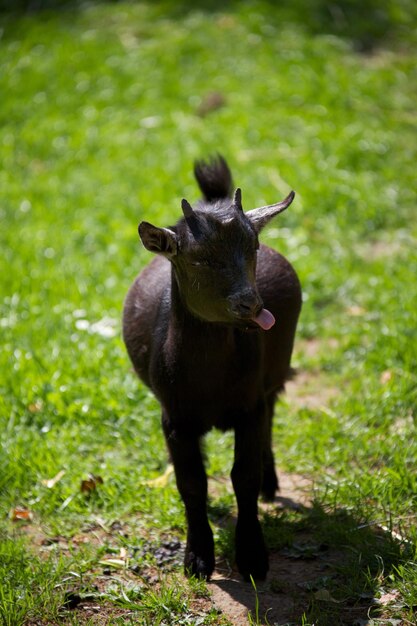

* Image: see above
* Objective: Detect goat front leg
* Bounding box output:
[163,415,214,580]
[232,411,269,581]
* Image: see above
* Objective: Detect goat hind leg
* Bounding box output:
[261,391,279,501]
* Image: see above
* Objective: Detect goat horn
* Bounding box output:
[259,191,295,215]
[245,190,295,232]
[233,188,243,212]
[181,198,194,219]
[256,190,295,214]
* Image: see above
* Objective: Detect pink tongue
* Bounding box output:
[253,308,275,330]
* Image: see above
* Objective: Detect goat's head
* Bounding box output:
[138,189,294,330]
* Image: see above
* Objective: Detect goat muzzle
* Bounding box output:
[227,293,276,330]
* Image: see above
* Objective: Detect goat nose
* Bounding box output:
[227,291,262,318]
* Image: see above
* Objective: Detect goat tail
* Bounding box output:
[194,154,233,201]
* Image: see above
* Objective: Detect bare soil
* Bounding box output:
[209,472,322,626]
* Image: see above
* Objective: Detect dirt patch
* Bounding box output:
[283,337,341,411]
[209,471,321,625]
[207,471,380,626]
[285,370,339,411]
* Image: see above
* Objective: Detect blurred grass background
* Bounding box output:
[0,1,416,624]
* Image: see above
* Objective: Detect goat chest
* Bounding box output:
[150,324,266,435]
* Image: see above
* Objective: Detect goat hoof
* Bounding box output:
[184,551,215,580]
[261,468,279,501]
[260,483,278,502]
[235,520,269,581]
[237,552,269,582]
[184,530,215,580]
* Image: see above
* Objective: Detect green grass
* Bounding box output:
[1,1,417,624]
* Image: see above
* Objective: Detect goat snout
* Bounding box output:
[227,290,263,319]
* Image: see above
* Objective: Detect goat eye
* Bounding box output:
[191,260,210,267]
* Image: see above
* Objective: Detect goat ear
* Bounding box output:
[138,221,178,257]
[246,191,295,232]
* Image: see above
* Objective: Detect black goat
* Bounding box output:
[123,156,301,581]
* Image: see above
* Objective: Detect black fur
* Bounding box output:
[194,154,233,201]
[123,156,301,581]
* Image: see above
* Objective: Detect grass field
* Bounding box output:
[1,1,417,624]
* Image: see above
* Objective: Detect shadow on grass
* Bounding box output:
[209,499,410,625]
[1,0,415,52]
